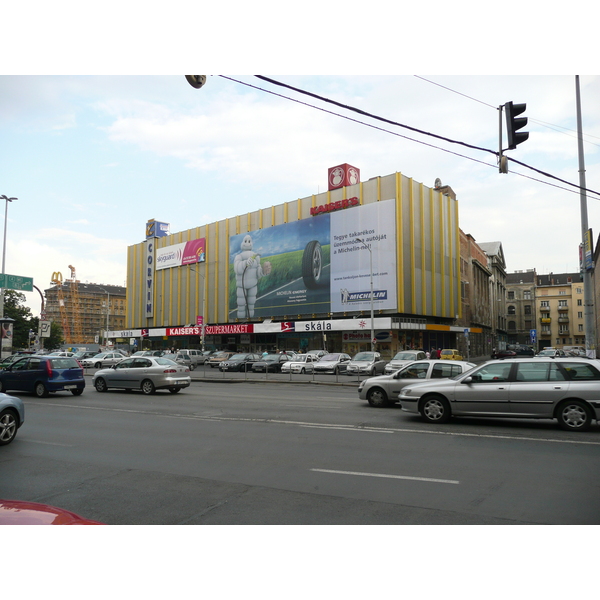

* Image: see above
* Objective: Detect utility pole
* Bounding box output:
[575,76,596,358]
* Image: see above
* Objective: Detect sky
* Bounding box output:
[2,6,598,322]
[1,73,598,316]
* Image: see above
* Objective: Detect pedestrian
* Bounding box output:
[430,348,438,359]
[425,350,430,359]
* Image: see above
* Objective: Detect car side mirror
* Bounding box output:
[462,376,473,384]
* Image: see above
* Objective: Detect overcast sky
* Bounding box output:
[2,9,598,316]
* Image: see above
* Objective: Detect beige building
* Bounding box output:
[535,272,585,350]
[45,281,127,345]
[505,269,537,347]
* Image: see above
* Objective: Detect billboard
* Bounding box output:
[156,238,206,270]
[228,200,397,319]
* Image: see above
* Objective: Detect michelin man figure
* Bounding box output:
[234,234,271,318]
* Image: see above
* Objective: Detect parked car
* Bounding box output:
[281,354,319,374]
[73,351,98,362]
[92,356,191,394]
[48,351,75,357]
[0,355,85,397]
[440,349,463,361]
[219,353,261,372]
[0,355,24,370]
[207,351,236,368]
[491,349,517,359]
[0,499,103,524]
[178,349,204,367]
[384,350,427,374]
[398,357,600,431]
[313,353,351,374]
[0,392,25,445]
[345,352,387,376]
[306,349,327,359]
[132,350,164,357]
[196,351,216,364]
[81,352,125,369]
[536,348,567,358]
[162,352,195,371]
[252,354,291,373]
[513,346,535,357]
[359,359,476,407]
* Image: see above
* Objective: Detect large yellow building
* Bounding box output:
[121,167,465,356]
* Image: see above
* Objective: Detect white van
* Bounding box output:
[178,349,203,366]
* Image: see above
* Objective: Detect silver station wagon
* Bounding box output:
[359,360,475,407]
[398,357,600,431]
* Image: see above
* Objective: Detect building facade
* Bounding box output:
[45,281,127,346]
[121,168,469,356]
[505,269,537,347]
[535,272,585,350]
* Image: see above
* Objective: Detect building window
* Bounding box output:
[524,305,531,315]
[579,324,584,332]
[578,312,583,319]
[524,291,531,300]
[508,305,516,315]
[541,300,549,307]
[576,287,582,294]
[508,291,515,300]
[559,300,567,307]
[559,290,566,295]
[578,299,582,306]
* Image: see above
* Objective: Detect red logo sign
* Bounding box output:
[310,196,359,216]
[328,163,360,191]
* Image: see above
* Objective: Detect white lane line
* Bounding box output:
[300,424,393,433]
[20,439,73,447]
[311,468,460,485]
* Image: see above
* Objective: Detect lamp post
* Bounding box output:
[190,267,207,352]
[356,238,375,352]
[98,287,110,348]
[0,195,17,321]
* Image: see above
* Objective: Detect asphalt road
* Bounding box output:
[2,378,600,525]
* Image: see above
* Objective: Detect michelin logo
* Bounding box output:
[340,288,387,303]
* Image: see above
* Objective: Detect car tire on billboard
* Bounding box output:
[302,240,323,289]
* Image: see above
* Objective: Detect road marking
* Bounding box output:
[28,401,600,446]
[311,468,460,485]
[20,439,73,447]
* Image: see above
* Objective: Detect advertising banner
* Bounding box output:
[228,200,397,319]
[329,199,397,312]
[156,238,206,270]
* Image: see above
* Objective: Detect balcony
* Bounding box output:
[559,330,570,336]
[558,305,569,312]
[558,316,569,323]
[540,305,550,313]
[540,317,551,324]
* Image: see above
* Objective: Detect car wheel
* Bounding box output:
[94,378,108,393]
[302,240,323,289]
[169,387,181,394]
[0,409,18,445]
[419,395,451,424]
[94,362,102,369]
[35,382,49,398]
[71,389,83,396]
[367,387,389,407]
[141,379,155,395]
[557,400,592,431]
[189,364,195,371]
[300,367,305,374]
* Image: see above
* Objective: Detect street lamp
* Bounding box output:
[0,195,17,321]
[98,287,110,348]
[189,267,207,352]
[355,238,375,352]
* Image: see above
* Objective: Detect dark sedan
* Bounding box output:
[252,354,290,373]
[219,353,261,372]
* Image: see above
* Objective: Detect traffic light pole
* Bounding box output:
[575,76,597,358]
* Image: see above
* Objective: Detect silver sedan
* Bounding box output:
[92,356,191,394]
[358,360,476,406]
[398,357,600,431]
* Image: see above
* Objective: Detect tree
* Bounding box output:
[3,290,35,349]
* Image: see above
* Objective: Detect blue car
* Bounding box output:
[0,392,24,445]
[0,355,85,397]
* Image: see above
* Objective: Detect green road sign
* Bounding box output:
[0,273,34,292]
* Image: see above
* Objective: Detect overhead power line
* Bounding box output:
[242,75,600,200]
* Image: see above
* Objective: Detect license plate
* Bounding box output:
[175,380,188,385]
[64,385,76,389]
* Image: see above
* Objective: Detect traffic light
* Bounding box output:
[505,101,529,149]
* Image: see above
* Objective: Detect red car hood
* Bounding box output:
[0,499,104,525]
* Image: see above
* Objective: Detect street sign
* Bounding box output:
[0,273,33,292]
[39,321,51,338]
[530,329,537,343]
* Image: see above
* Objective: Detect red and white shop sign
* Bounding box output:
[328,163,360,191]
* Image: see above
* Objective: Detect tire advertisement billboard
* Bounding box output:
[228,199,397,319]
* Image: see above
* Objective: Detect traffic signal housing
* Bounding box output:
[505,101,529,149]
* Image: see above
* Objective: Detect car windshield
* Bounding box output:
[353,352,375,362]
[537,350,555,356]
[229,354,247,361]
[320,354,341,361]
[50,358,80,369]
[157,357,176,366]
[293,355,308,362]
[441,350,454,356]
[392,352,417,360]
